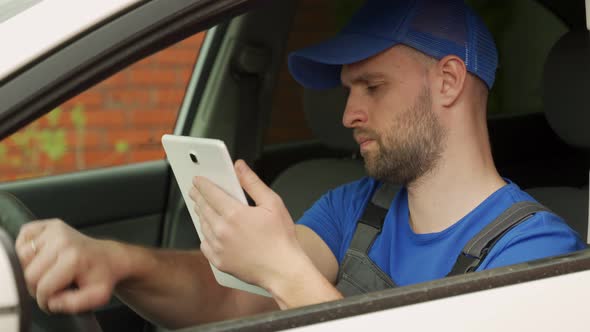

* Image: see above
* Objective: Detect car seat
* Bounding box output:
[525,29,590,241]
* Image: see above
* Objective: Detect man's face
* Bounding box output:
[340,45,447,185]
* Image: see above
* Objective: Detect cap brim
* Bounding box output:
[288,33,397,90]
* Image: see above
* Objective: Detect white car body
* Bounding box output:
[0,0,140,80]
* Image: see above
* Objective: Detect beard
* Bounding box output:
[360,86,446,185]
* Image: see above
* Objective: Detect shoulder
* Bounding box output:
[477,180,587,270]
[479,210,587,270]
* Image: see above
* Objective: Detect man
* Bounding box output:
[14,0,586,329]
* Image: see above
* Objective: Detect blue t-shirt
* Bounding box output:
[297,177,587,287]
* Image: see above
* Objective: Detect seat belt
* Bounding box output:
[231,44,271,166]
[336,183,552,297]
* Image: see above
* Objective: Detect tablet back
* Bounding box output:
[162,134,270,297]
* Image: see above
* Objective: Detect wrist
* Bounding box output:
[100,239,136,285]
[264,250,334,309]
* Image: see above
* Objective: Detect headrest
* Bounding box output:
[303,87,358,152]
[543,30,590,148]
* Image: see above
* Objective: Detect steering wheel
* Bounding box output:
[0,192,103,332]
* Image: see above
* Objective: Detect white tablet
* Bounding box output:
[161,134,271,297]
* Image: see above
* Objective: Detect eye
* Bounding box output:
[366,84,381,94]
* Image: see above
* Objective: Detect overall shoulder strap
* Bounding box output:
[336,182,399,295]
[448,201,552,276]
[371,182,398,210]
[348,183,397,253]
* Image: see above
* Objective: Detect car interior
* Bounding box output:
[0,0,589,331]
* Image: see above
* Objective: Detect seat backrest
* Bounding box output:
[525,29,590,241]
[271,87,368,220]
[526,186,588,239]
[272,158,366,220]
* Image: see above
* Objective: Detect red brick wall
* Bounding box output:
[0,33,206,181]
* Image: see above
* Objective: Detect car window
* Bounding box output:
[0,32,206,181]
[265,0,567,146]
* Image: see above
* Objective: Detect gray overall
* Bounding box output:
[335,183,551,296]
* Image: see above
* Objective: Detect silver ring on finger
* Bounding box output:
[30,239,38,256]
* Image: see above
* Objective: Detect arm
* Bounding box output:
[15,220,277,330]
[192,160,343,310]
[119,224,340,323]
[15,161,342,329]
[112,245,278,328]
[14,211,339,328]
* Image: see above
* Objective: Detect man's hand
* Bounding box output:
[189,160,322,299]
[15,219,125,313]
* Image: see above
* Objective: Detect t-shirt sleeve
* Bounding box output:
[297,189,347,260]
[296,178,374,262]
[478,212,588,271]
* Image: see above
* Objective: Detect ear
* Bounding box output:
[433,55,467,107]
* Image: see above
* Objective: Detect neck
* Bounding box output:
[406,107,506,234]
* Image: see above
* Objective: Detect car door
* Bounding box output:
[0,1,283,331]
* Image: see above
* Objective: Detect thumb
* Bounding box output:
[235,160,274,205]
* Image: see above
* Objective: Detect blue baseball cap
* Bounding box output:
[288,0,498,90]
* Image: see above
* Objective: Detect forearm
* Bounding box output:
[109,242,245,329]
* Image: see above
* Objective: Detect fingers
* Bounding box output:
[199,207,216,244]
[11,219,112,314]
[35,248,80,311]
[190,187,222,247]
[234,160,275,206]
[23,237,56,296]
[189,185,215,219]
[17,239,40,270]
[16,221,48,268]
[191,176,241,217]
[47,283,111,314]
[16,221,47,247]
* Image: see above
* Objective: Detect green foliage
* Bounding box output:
[38,129,66,161]
[115,140,130,154]
[11,128,35,158]
[11,128,33,148]
[47,107,62,127]
[2,105,87,173]
[0,144,6,161]
[71,104,86,129]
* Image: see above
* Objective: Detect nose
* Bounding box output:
[342,90,368,128]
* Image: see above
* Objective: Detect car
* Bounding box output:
[1,0,590,331]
